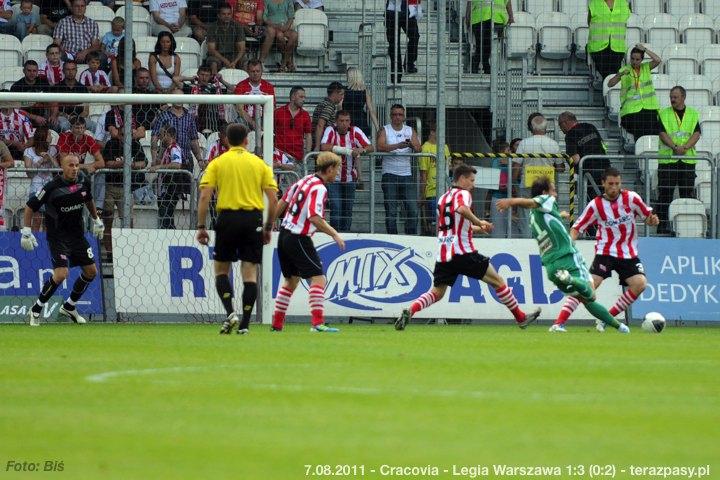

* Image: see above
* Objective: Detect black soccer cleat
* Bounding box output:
[517,307,541,329]
[394,309,411,331]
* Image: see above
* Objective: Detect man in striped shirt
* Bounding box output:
[395,164,541,330]
[320,110,374,231]
[0,107,34,160]
[271,152,345,333]
[552,167,658,332]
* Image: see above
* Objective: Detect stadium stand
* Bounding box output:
[668,198,708,237]
[21,34,54,64]
[0,34,23,67]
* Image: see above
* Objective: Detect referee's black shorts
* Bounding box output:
[433,252,490,287]
[213,210,263,263]
[277,228,324,279]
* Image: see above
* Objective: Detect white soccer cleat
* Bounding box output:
[28,311,40,327]
[595,320,606,332]
[618,323,630,334]
[554,269,571,285]
[59,306,87,324]
[219,313,239,334]
[549,323,567,333]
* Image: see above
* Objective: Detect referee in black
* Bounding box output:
[197,124,279,334]
[21,153,105,326]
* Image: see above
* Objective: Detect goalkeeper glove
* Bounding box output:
[92,217,105,238]
[332,146,353,156]
[20,227,38,251]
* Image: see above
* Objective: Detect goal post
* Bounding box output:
[0,91,275,325]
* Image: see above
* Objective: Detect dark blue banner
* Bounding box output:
[633,237,720,321]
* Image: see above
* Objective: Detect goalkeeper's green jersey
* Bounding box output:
[529,194,577,265]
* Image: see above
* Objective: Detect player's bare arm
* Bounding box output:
[196,186,215,245]
[263,186,280,244]
[309,215,345,250]
[457,205,492,234]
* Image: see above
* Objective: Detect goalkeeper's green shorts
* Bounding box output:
[545,251,594,301]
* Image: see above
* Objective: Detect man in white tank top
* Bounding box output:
[377,103,421,235]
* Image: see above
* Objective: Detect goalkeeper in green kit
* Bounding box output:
[496,176,630,334]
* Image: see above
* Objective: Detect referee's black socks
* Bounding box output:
[240,282,257,329]
[215,275,234,316]
[32,277,61,314]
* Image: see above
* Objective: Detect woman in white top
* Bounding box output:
[23,126,58,231]
[149,32,182,93]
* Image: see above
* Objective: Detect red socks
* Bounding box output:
[555,296,580,325]
[409,291,439,316]
[609,290,638,317]
[495,285,525,322]
[272,286,293,330]
[308,284,325,326]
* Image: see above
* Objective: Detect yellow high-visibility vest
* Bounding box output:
[588,0,630,54]
[620,63,660,117]
[658,106,699,164]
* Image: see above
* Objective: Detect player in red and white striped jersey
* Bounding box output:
[550,167,659,332]
[38,45,65,86]
[395,164,542,330]
[272,152,345,333]
[320,110,374,231]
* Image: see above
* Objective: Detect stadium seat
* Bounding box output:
[295,9,329,64]
[0,66,24,90]
[652,73,676,108]
[506,12,536,60]
[85,4,115,37]
[700,1,720,18]
[699,105,720,141]
[560,0,587,19]
[626,14,644,49]
[217,68,248,85]
[714,75,720,106]
[115,6,152,37]
[134,35,157,70]
[676,73,713,107]
[536,12,572,60]
[523,0,555,15]
[21,34,54,65]
[603,74,621,119]
[667,0,698,16]
[692,137,714,212]
[631,0,664,16]
[571,14,588,60]
[175,37,200,72]
[49,129,59,145]
[662,44,698,76]
[88,104,110,130]
[0,34,23,68]
[698,45,720,78]
[205,131,219,149]
[678,14,715,48]
[643,14,678,50]
[668,198,707,237]
[634,135,659,192]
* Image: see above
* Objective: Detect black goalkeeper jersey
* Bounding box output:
[26,172,93,240]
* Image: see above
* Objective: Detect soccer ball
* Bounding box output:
[641,312,666,333]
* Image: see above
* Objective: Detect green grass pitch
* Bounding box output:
[1,323,718,479]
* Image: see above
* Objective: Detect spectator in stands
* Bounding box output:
[514,114,563,235]
[205,5,247,74]
[57,116,105,175]
[0,0,12,35]
[233,59,276,131]
[179,65,227,133]
[386,0,421,83]
[151,88,203,199]
[0,106,34,160]
[149,32,182,93]
[227,0,266,48]
[38,0,71,36]
[509,137,521,153]
[111,38,142,89]
[101,17,125,67]
[263,0,297,72]
[105,104,146,142]
[0,139,13,230]
[320,110,374,231]
[418,122,451,236]
[656,86,701,234]
[558,111,609,201]
[377,103,421,235]
[52,60,90,133]
[344,67,380,139]
[486,139,520,238]
[23,127,58,231]
[79,52,117,93]
[53,0,101,63]
[38,44,64,86]
[312,81,344,150]
[132,68,159,129]
[466,0,513,75]
[274,85,312,163]
[294,0,323,10]
[608,44,661,142]
[101,133,147,255]
[10,60,55,128]
[587,0,631,82]
[150,125,183,228]
[150,0,192,37]
[188,0,223,42]
[204,120,229,227]
[14,0,42,40]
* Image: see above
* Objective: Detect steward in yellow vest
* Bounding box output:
[467,0,513,74]
[588,0,631,79]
